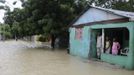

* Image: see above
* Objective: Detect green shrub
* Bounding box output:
[37,35,46,42]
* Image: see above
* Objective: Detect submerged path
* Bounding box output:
[0,40,134,75]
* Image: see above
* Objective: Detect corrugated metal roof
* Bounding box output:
[70,6,134,26]
[92,6,134,19]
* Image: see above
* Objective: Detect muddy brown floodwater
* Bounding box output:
[0,40,134,75]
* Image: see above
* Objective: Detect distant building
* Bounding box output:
[69,6,134,69]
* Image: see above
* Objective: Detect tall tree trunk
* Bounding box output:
[51,34,56,49]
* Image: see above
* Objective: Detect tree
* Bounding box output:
[4,0,134,37]
[93,0,134,12]
[3,0,92,48]
[4,0,90,37]
[0,24,12,39]
[111,0,134,12]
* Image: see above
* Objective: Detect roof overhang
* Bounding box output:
[70,6,134,27]
[71,18,129,28]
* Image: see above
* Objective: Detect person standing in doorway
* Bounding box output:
[105,37,111,54]
[112,38,120,55]
[96,33,102,59]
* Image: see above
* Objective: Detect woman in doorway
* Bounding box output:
[112,38,120,55]
[105,37,111,54]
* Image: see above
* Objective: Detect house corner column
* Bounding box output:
[126,26,134,69]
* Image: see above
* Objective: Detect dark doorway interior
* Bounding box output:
[105,28,129,55]
[89,28,129,59]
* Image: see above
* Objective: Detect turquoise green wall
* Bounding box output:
[69,27,90,58]
[90,22,134,69]
[126,26,134,69]
[70,22,134,69]
[101,54,127,66]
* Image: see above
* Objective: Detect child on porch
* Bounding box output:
[105,37,111,54]
[112,38,120,55]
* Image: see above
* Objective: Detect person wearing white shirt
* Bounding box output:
[96,33,102,59]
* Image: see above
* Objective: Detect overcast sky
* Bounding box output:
[0,0,22,23]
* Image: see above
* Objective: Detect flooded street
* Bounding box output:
[0,40,134,75]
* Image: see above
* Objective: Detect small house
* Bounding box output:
[69,6,134,69]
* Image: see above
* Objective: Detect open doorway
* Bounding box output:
[89,29,102,59]
[90,28,129,59]
[104,28,129,56]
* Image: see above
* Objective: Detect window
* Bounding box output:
[94,28,129,56]
[104,28,129,56]
[75,28,82,40]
